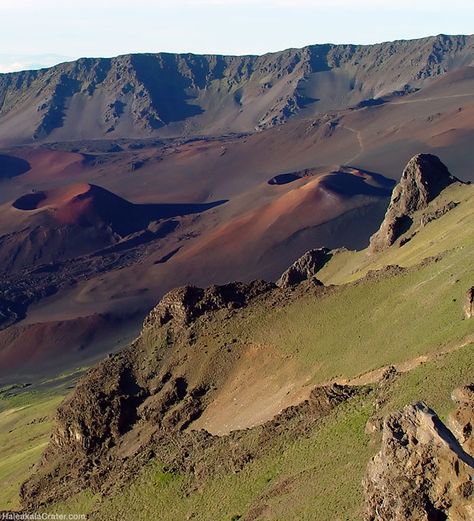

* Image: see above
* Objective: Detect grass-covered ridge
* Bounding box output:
[165,183,474,396]
[1,182,473,518]
[46,342,473,521]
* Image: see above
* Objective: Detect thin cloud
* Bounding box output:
[0,54,72,73]
[0,62,29,73]
[1,0,473,8]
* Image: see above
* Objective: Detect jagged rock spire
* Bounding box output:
[369,154,459,252]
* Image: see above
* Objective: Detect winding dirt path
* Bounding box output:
[336,334,474,387]
[343,125,365,164]
[391,93,474,106]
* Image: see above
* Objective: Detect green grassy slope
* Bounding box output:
[318,183,474,285]
[48,342,473,521]
[252,245,472,383]
[43,183,473,520]
[0,391,63,510]
[1,183,473,518]
[0,372,85,510]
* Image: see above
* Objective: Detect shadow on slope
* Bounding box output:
[0,155,31,179]
[12,183,227,236]
[321,167,395,197]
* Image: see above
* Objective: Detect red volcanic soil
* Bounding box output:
[0,182,226,278]
[12,183,91,211]
[0,312,141,383]
[12,183,134,231]
[0,68,473,380]
[170,169,393,282]
[0,148,95,205]
[11,183,226,236]
[12,148,86,181]
[51,167,393,338]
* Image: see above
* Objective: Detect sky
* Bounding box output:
[0,0,473,72]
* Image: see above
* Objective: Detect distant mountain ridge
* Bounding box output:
[0,34,473,144]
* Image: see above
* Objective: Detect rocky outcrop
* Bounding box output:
[449,385,474,455]
[306,383,358,414]
[464,288,473,319]
[46,281,275,457]
[420,200,458,227]
[369,154,460,252]
[19,278,279,508]
[276,248,330,288]
[143,280,274,328]
[364,393,474,521]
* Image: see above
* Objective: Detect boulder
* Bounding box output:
[276,248,330,288]
[364,398,474,521]
[369,154,459,252]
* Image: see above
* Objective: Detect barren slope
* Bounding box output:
[0,34,472,143]
[1,36,474,381]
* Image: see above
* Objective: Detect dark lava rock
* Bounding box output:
[130,160,146,172]
[277,248,331,288]
[144,280,275,328]
[369,154,460,252]
[420,200,458,227]
[356,98,385,108]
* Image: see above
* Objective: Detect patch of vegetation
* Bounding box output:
[319,183,474,285]
[50,342,473,521]
[0,392,63,510]
[0,370,85,510]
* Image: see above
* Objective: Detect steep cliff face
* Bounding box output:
[369,154,460,252]
[0,34,473,142]
[364,390,474,521]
